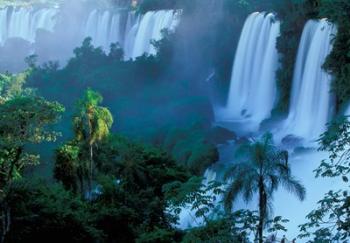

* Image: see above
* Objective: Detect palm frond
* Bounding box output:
[267,174,279,193]
[224,178,244,211]
[224,162,254,180]
[281,176,306,201]
[242,173,258,203]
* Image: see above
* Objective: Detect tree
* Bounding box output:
[0,71,32,100]
[54,143,81,194]
[319,0,350,110]
[299,117,350,241]
[4,180,100,242]
[73,89,113,195]
[165,176,290,242]
[0,95,64,242]
[115,144,148,193]
[90,135,190,242]
[224,133,306,243]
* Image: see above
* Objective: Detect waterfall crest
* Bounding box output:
[222,12,280,126]
[281,19,337,142]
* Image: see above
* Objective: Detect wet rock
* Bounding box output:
[282,135,304,147]
[207,126,236,144]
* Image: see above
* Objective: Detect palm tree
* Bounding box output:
[73,88,113,195]
[224,133,306,243]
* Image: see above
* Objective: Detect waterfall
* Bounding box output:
[0,6,181,71]
[345,104,350,117]
[0,6,180,61]
[127,10,180,59]
[83,9,180,58]
[223,12,280,126]
[109,14,121,45]
[0,7,58,45]
[130,11,156,58]
[0,8,7,44]
[83,10,126,51]
[280,19,336,142]
[123,11,139,58]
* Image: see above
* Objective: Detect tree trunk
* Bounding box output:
[1,202,10,243]
[1,146,23,242]
[1,211,5,243]
[7,147,23,183]
[78,172,84,198]
[258,177,266,243]
[88,144,93,198]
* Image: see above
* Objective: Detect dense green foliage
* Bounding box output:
[160,125,222,175]
[0,94,64,242]
[0,87,291,242]
[320,0,350,111]
[0,72,31,100]
[182,212,290,243]
[26,37,223,176]
[73,89,114,194]
[0,85,188,242]
[4,139,190,242]
[5,181,99,242]
[165,176,290,242]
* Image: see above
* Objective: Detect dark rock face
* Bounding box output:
[282,134,304,147]
[207,126,236,145]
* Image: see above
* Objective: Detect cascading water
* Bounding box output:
[83,10,125,51]
[220,12,280,127]
[0,7,58,45]
[0,9,7,44]
[127,10,180,59]
[81,9,180,58]
[0,5,181,69]
[129,11,156,58]
[123,11,139,59]
[208,16,341,240]
[279,19,337,143]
